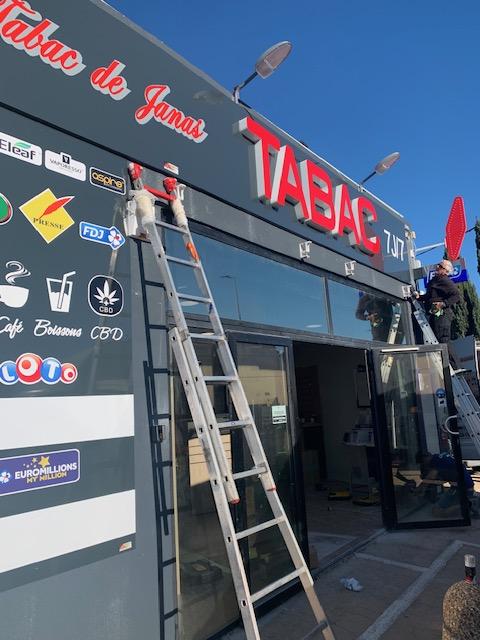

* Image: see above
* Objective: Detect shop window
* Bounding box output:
[329,280,405,343]
[165,231,329,334]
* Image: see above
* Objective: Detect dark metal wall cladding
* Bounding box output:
[0,0,410,281]
[0,106,170,640]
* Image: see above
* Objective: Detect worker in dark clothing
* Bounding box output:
[417,259,460,343]
[355,293,394,342]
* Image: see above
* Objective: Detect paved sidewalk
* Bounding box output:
[223,520,480,640]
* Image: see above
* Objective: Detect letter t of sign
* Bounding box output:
[236,117,281,202]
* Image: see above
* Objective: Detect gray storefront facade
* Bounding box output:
[0,2,470,640]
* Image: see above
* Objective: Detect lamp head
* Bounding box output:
[254,41,292,78]
[374,151,400,175]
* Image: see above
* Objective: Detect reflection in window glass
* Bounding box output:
[381,351,465,524]
[329,280,405,343]
[168,233,328,333]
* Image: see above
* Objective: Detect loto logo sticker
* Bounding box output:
[20,189,75,243]
[45,151,86,181]
[79,222,125,250]
[0,449,80,497]
[0,353,78,385]
[90,167,126,195]
[0,131,42,166]
[88,275,123,317]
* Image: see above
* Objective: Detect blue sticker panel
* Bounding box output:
[79,221,125,250]
[0,449,80,496]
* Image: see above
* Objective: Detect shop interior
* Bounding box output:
[293,342,383,567]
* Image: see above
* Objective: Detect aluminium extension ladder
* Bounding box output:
[411,297,480,457]
[127,164,335,640]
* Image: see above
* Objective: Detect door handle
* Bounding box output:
[442,414,459,436]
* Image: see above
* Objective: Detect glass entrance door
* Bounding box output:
[229,335,306,599]
[368,345,470,528]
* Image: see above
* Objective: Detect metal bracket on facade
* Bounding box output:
[299,240,312,260]
[344,260,356,277]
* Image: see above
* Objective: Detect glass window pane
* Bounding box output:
[174,343,237,640]
[329,280,405,343]
[379,350,466,524]
[236,343,298,595]
[169,234,329,334]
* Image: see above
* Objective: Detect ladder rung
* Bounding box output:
[251,568,305,603]
[218,420,251,430]
[189,332,225,341]
[235,516,285,541]
[178,293,211,304]
[156,219,189,234]
[166,254,199,268]
[204,375,236,384]
[232,465,266,481]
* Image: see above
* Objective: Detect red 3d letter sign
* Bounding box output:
[0,0,85,76]
[236,117,380,256]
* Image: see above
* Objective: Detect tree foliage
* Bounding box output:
[451,281,480,339]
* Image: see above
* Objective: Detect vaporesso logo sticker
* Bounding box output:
[45,151,86,181]
[0,131,42,166]
[0,261,30,309]
[90,167,126,195]
[20,189,75,243]
[0,353,78,385]
[0,193,13,225]
[0,449,80,497]
[79,222,125,250]
[88,275,123,317]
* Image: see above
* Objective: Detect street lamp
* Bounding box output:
[221,275,241,320]
[360,152,400,187]
[232,41,292,104]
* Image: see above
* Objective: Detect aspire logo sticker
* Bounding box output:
[19,189,75,243]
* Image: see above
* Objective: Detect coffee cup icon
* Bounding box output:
[0,284,29,308]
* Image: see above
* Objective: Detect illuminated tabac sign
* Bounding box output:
[236,117,380,256]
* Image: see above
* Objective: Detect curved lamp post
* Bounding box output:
[360,151,400,187]
[233,41,292,104]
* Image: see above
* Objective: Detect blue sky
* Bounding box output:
[108,0,480,288]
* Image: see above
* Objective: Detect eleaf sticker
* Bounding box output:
[45,151,86,181]
[0,193,13,225]
[20,189,75,243]
[0,261,30,309]
[79,222,125,250]
[89,167,126,194]
[0,449,80,497]
[0,131,42,166]
[88,275,123,317]
[0,353,78,385]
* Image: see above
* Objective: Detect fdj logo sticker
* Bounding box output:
[90,168,126,195]
[0,193,13,225]
[0,353,78,385]
[0,449,80,497]
[79,222,125,250]
[88,276,123,316]
[20,189,75,243]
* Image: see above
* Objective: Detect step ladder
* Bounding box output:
[127,164,335,640]
[411,297,480,457]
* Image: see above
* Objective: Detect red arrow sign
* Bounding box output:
[445,196,467,261]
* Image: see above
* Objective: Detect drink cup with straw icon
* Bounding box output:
[47,271,76,312]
